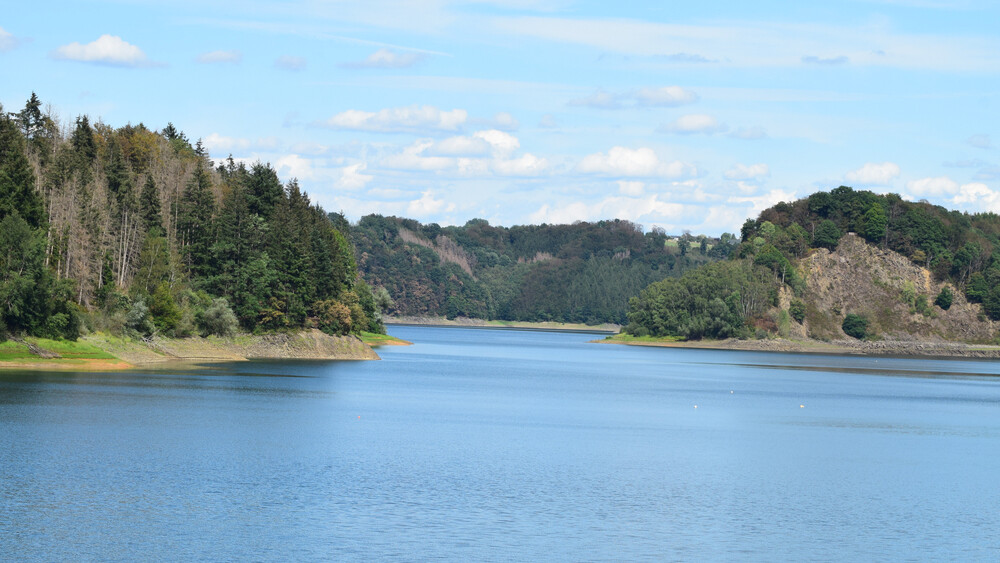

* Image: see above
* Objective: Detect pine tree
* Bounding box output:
[0,115,44,228]
[177,164,215,279]
[139,175,162,234]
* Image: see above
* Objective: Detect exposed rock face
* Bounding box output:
[795,233,995,342]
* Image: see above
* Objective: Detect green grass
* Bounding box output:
[0,341,35,360]
[359,332,411,346]
[25,337,117,359]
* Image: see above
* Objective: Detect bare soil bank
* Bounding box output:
[93,329,381,365]
[599,335,1000,359]
[387,315,620,334]
[0,330,380,370]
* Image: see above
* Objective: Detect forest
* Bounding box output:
[0,93,383,342]
[626,186,1000,340]
[351,215,734,324]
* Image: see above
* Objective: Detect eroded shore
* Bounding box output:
[0,329,385,371]
[598,334,1000,359]
[386,315,620,333]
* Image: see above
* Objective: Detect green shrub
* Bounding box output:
[200,298,238,337]
[842,314,868,339]
[125,299,155,338]
[789,300,806,324]
[935,286,953,310]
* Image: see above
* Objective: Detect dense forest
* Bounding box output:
[0,94,382,342]
[627,186,1000,340]
[352,215,734,324]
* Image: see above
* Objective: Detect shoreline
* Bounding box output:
[0,330,383,371]
[385,315,620,334]
[597,334,1000,359]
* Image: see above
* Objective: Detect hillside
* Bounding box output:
[352,215,732,325]
[795,233,994,342]
[626,187,1000,345]
[0,93,384,345]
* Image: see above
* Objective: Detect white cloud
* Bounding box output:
[342,48,425,69]
[617,181,645,196]
[380,131,546,177]
[475,129,520,155]
[802,55,849,65]
[52,35,157,67]
[728,189,798,218]
[950,182,1000,212]
[906,176,959,196]
[845,161,901,185]
[634,86,699,106]
[383,140,456,171]
[0,26,19,52]
[493,153,548,176]
[407,190,454,216]
[429,135,492,157]
[662,114,728,135]
[569,89,620,109]
[729,126,767,140]
[422,129,519,157]
[203,133,280,153]
[570,86,698,109]
[275,154,316,181]
[577,146,696,178]
[529,195,685,225]
[336,163,374,190]
[494,16,1000,71]
[725,163,770,181]
[197,50,242,64]
[321,105,467,133]
[275,55,306,71]
[538,114,558,128]
[967,134,992,149]
[491,112,519,131]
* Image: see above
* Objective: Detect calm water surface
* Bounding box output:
[3,326,1000,561]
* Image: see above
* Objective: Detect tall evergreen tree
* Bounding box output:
[177,164,215,279]
[139,175,163,233]
[0,115,44,228]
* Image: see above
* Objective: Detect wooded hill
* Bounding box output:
[0,94,382,341]
[627,186,1000,341]
[352,215,733,324]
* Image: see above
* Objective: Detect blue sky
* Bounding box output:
[1,0,998,234]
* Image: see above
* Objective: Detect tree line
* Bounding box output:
[626,185,1000,340]
[351,214,734,325]
[0,93,382,341]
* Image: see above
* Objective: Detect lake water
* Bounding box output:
[3,326,1000,561]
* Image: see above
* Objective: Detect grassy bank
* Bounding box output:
[359,332,412,346]
[0,337,133,370]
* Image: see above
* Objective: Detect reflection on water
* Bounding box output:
[2,326,1000,561]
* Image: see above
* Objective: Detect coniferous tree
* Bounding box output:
[0,114,44,228]
[139,175,163,233]
[177,164,215,279]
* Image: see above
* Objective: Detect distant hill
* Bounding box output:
[626,186,1000,342]
[350,215,733,325]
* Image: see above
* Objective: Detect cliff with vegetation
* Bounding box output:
[626,187,1000,347]
[352,215,732,325]
[0,93,386,347]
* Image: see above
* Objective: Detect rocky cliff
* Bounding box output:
[789,233,995,343]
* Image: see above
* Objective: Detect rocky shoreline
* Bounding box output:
[599,335,1000,359]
